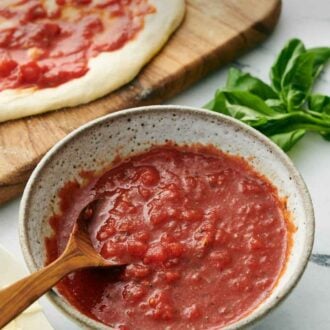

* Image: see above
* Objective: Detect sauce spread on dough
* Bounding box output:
[46,145,290,329]
[0,0,154,91]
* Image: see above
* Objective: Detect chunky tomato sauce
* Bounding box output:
[46,145,290,329]
[0,0,154,91]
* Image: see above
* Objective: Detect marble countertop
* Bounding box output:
[1,0,329,329]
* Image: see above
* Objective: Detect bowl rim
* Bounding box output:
[19,104,315,329]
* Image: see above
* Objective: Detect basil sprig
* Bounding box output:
[205,39,330,151]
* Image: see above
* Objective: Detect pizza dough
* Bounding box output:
[0,245,53,330]
[0,0,185,122]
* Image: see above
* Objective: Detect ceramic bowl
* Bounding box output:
[19,105,314,329]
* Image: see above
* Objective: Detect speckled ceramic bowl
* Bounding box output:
[19,105,314,329]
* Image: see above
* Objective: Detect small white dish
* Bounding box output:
[0,244,53,330]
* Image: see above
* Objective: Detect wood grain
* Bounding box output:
[0,0,281,204]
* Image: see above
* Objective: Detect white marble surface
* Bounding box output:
[1,0,330,329]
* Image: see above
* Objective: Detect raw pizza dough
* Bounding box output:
[0,0,185,122]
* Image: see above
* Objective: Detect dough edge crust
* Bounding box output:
[0,0,185,122]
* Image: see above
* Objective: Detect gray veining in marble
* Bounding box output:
[310,254,330,268]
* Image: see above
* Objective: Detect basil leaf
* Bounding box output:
[269,129,306,151]
[226,68,278,100]
[270,39,305,93]
[204,38,330,152]
[321,134,330,141]
[306,47,330,79]
[307,94,330,140]
[206,90,277,126]
[308,94,330,114]
[218,90,277,116]
[270,41,329,111]
[204,90,230,116]
[258,111,330,136]
[281,51,315,110]
[265,99,287,113]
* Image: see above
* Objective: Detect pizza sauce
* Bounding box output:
[0,0,154,91]
[46,145,291,329]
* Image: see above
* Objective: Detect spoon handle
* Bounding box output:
[0,248,91,328]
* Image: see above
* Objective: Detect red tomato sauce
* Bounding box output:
[46,145,290,329]
[0,0,154,91]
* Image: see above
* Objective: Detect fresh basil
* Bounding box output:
[226,68,278,100]
[281,51,314,110]
[270,39,305,94]
[269,130,306,151]
[205,39,330,151]
[308,94,330,114]
[307,47,330,79]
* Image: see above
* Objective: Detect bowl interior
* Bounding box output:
[20,105,314,329]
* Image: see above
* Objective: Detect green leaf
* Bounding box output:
[281,52,315,110]
[226,68,278,100]
[206,90,277,126]
[270,39,316,110]
[204,38,330,152]
[265,99,287,113]
[307,94,330,140]
[270,39,305,93]
[306,47,330,79]
[204,90,230,116]
[320,133,330,141]
[308,94,330,114]
[257,111,330,136]
[270,41,330,111]
[204,98,216,111]
[269,129,306,151]
[219,90,277,116]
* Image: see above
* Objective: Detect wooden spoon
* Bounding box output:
[0,199,124,328]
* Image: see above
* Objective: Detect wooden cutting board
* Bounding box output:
[0,0,281,204]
